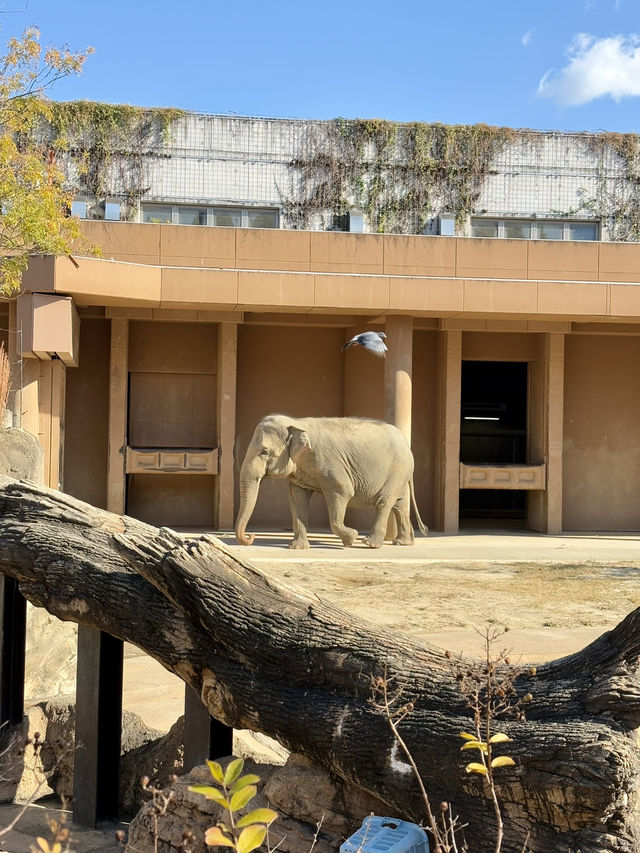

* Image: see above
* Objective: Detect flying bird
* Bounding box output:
[341,331,387,358]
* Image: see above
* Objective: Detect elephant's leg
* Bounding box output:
[324,491,358,547]
[289,483,312,550]
[364,496,395,549]
[391,489,414,546]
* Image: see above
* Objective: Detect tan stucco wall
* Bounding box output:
[127,473,215,528]
[64,319,110,508]
[24,225,640,323]
[411,331,438,528]
[563,335,640,530]
[126,321,218,527]
[236,324,344,529]
[463,332,537,362]
[129,320,218,374]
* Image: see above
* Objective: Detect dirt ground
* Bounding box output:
[119,529,640,730]
[217,529,640,663]
[270,558,640,632]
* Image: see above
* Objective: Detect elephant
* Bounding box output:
[235,414,428,549]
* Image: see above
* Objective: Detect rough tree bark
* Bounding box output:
[0,475,639,853]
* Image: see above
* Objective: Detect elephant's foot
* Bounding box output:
[393,536,414,546]
[289,538,310,550]
[339,527,359,547]
[363,536,384,549]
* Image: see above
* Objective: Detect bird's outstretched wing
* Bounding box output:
[366,334,387,357]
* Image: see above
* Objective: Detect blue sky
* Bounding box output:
[1,0,639,132]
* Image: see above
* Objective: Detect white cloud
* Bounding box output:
[538,33,640,105]
[521,29,534,47]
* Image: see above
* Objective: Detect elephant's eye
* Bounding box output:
[260,448,270,457]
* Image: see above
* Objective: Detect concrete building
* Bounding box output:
[3,110,640,536]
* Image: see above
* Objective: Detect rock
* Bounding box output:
[35,700,76,803]
[0,700,172,813]
[233,729,288,765]
[264,753,397,837]
[0,428,75,707]
[24,604,77,702]
[127,753,397,853]
[0,705,54,805]
[120,715,184,816]
[0,427,43,482]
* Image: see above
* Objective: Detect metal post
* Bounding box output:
[183,685,233,770]
[0,575,26,727]
[73,625,123,826]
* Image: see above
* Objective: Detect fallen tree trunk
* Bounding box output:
[1,476,639,853]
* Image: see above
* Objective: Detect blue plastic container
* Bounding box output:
[340,816,429,853]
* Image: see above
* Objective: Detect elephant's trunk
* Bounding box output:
[235,472,261,546]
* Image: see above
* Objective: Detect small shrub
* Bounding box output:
[189,758,277,853]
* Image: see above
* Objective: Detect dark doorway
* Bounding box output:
[459,361,528,522]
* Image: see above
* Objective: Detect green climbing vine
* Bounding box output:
[46,101,184,219]
[283,119,517,234]
[580,133,640,242]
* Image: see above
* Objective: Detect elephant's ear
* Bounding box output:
[287,426,311,462]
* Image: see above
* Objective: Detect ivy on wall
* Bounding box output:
[284,119,640,242]
[46,101,184,220]
[283,119,517,234]
[581,133,640,242]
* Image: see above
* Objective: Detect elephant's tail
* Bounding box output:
[409,477,428,536]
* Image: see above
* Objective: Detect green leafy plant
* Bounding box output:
[189,758,277,853]
[283,119,517,234]
[47,101,184,220]
[373,626,533,853]
[449,626,533,853]
[0,27,92,294]
[31,812,71,853]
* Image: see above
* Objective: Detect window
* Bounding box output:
[177,206,207,226]
[471,218,598,241]
[212,208,242,227]
[141,203,279,229]
[504,221,531,239]
[537,221,563,240]
[247,208,278,229]
[472,219,499,238]
[142,204,172,224]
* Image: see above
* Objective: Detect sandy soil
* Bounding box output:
[256,556,640,661]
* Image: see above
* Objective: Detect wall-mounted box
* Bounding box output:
[70,199,87,219]
[126,447,219,475]
[439,213,456,236]
[348,210,364,233]
[459,463,546,490]
[17,292,79,367]
[105,200,121,221]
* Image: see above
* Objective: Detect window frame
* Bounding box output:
[470,217,599,242]
[141,202,280,229]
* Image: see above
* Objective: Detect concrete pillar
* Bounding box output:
[77,319,127,826]
[35,360,67,490]
[20,359,40,440]
[6,299,42,467]
[528,333,565,534]
[215,322,237,530]
[6,300,19,428]
[436,330,462,532]
[384,316,413,442]
[107,319,128,515]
